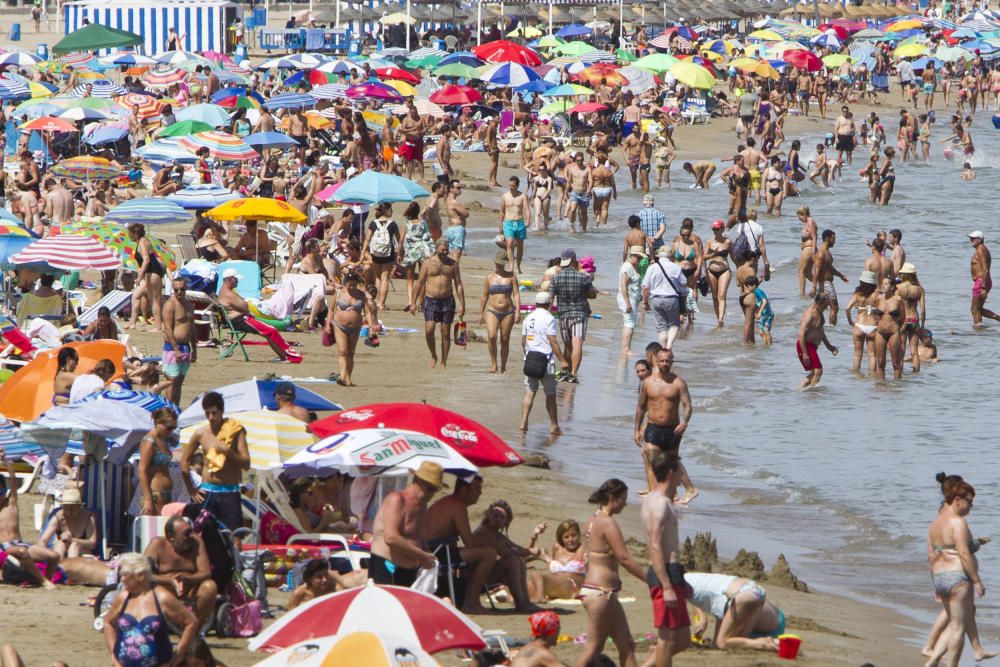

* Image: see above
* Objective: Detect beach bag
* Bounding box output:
[370,219,393,258]
[523,351,549,379]
[732,223,758,264]
[226,580,263,637]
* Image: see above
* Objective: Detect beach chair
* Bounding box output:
[177,234,199,263]
[212,303,250,361]
[77,290,132,326]
[15,293,63,327]
[681,97,710,124]
[215,260,263,300]
[131,515,171,552]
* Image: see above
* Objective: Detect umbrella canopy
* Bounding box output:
[853,28,886,39]
[142,68,188,88]
[632,52,681,73]
[309,83,350,101]
[116,93,166,120]
[52,23,142,54]
[178,380,342,428]
[383,98,447,119]
[180,410,315,470]
[9,233,120,271]
[557,23,592,38]
[479,62,540,87]
[98,52,156,66]
[167,184,242,210]
[345,81,405,102]
[783,49,823,72]
[158,119,215,138]
[57,222,176,272]
[822,53,853,67]
[433,62,480,79]
[136,139,198,167]
[104,198,191,226]
[243,131,298,151]
[669,60,717,89]
[20,116,77,133]
[471,40,542,66]
[542,83,595,98]
[894,42,929,58]
[375,67,419,84]
[281,428,479,478]
[0,416,40,460]
[178,131,258,161]
[175,103,231,127]
[57,105,113,122]
[438,51,485,67]
[310,403,522,467]
[574,64,627,86]
[569,102,608,114]
[72,79,128,98]
[248,583,486,653]
[0,51,43,67]
[333,172,429,205]
[207,197,307,223]
[21,401,152,463]
[264,93,317,110]
[78,389,178,415]
[428,85,481,105]
[253,633,438,667]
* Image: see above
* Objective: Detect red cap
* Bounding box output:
[711,219,725,229]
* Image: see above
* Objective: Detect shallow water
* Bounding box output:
[470,119,1000,652]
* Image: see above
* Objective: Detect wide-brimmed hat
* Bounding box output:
[61,488,83,505]
[859,270,877,285]
[898,262,917,275]
[413,461,447,490]
[627,245,647,258]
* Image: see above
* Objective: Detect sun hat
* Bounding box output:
[627,245,647,258]
[412,461,447,490]
[61,488,84,506]
[579,256,596,274]
[969,231,984,240]
[859,270,877,285]
[535,291,551,305]
[529,610,561,638]
[898,262,917,275]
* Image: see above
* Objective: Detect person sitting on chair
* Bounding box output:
[15,274,63,327]
[36,488,96,560]
[217,269,302,363]
[80,306,120,341]
[235,220,273,268]
[144,516,219,630]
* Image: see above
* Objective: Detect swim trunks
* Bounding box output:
[162,342,191,378]
[369,554,420,587]
[973,276,989,299]
[502,219,527,240]
[749,170,761,190]
[646,562,691,630]
[623,121,636,137]
[570,191,591,207]
[445,224,466,251]
[644,422,682,452]
[558,316,587,342]
[398,138,424,162]
[821,280,837,302]
[796,340,822,371]
[836,134,855,152]
[423,295,456,324]
[923,82,934,94]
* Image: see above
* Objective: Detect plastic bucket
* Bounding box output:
[359,325,370,338]
[778,634,801,660]
[9,23,20,41]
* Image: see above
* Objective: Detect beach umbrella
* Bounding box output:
[405,54,442,69]
[284,69,336,87]
[507,25,542,38]
[9,233,120,271]
[243,131,298,151]
[167,184,242,210]
[0,50,43,67]
[345,81,405,102]
[538,100,572,115]
[0,78,30,101]
[0,416,41,460]
[542,83,595,98]
[153,50,208,67]
[309,84,350,101]
[894,42,929,58]
[264,92,316,110]
[669,60,717,89]
[175,103,231,127]
[214,94,260,110]
[886,19,925,31]
[142,68,189,88]
[206,197,307,223]
[310,402,523,468]
[180,410,316,470]
[382,80,418,97]
[936,45,974,61]
[83,126,128,146]
[569,102,608,114]
[135,139,198,167]
[853,28,886,39]
[479,62,541,88]
[471,40,542,66]
[178,131,258,161]
[0,223,32,236]
[822,54,853,68]
[51,156,122,180]
[56,222,176,272]
[71,79,128,98]
[21,401,152,463]
[57,106,113,121]
[375,66,419,84]
[783,49,823,71]
[316,59,365,75]
[78,389,178,415]
[20,116,78,132]
[433,62,480,79]
[574,64,628,87]
[177,380,342,428]
[632,52,681,73]
[383,98,447,119]
[52,23,142,54]
[429,84,481,105]
[811,32,842,49]
[747,29,784,41]
[158,119,215,138]
[556,24,592,39]
[438,51,485,67]
[253,633,439,667]
[516,79,556,94]
[332,171,429,205]
[911,56,944,72]
[115,93,165,120]
[248,583,486,654]
[537,35,565,49]
[731,58,781,79]
[104,198,191,226]
[98,52,156,66]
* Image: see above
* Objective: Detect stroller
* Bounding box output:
[93,505,271,637]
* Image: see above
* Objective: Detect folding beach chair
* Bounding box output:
[212,303,250,361]
[215,260,263,300]
[77,290,132,326]
[176,234,199,263]
[681,97,710,124]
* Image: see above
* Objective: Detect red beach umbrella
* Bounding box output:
[574,64,628,86]
[569,102,608,114]
[783,49,822,72]
[375,66,420,84]
[310,402,523,467]
[429,84,482,105]
[472,39,543,66]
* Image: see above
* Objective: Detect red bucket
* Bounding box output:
[778,634,802,660]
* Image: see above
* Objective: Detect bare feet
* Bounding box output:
[489,365,498,373]
[920,648,934,658]
[676,489,700,506]
[549,425,562,435]
[976,650,999,661]
[519,423,528,432]
[429,357,437,368]
[41,579,57,591]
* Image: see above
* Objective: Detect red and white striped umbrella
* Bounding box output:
[248,583,485,655]
[178,131,258,161]
[8,234,120,271]
[115,93,166,119]
[142,68,188,89]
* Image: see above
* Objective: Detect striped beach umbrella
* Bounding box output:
[115,93,165,119]
[57,106,114,121]
[0,416,41,460]
[259,53,326,70]
[178,131,258,161]
[180,410,316,470]
[104,198,191,225]
[8,234,121,271]
[78,389,178,414]
[0,50,43,67]
[384,98,447,118]
[309,83,350,101]
[57,221,176,272]
[167,184,241,210]
[317,59,365,75]
[142,68,188,88]
[0,77,30,101]
[479,62,541,87]
[136,139,198,166]
[98,52,156,66]
[72,79,128,98]
[263,92,316,110]
[51,156,122,180]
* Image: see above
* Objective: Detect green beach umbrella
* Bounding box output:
[633,52,680,73]
[538,35,566,48]
[539,100,573,114]
[407,54,442,69]
[554,41,594,56]
[158,120,214,138]
[616,48,637,63]
[434,63,481,79]
[52,23,142,55]
[72,97,117,110]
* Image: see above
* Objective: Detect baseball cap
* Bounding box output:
[711,219,725,230]
[969,231,984,240]
[560,249,576,267]
[274,381,296,398]
[535,291,551,305]
[222,268,240,280]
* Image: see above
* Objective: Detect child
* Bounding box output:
[748,275,773,346]
[961,162,976,180]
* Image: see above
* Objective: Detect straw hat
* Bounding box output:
[898,262,917,275]
[627,245,647,258]
[61,488,83,506]
[413,461,447,490]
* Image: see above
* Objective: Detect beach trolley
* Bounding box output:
[63,0,239,55]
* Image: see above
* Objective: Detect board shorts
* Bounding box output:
[923,82,934,94]
[558,316,587,342]
[796,340,822,371]
[973,276,989,299]
[749,170,761,190]
[643,422,682,453]
[570,191,591,207]
[758,311,774,334]
[163,342,191,378]
[623,121,637,137]
[370,554,420,587]
[646,562,691,630]
[502,219,527,240]
[836,134,855,152]
[398,138,424,162]
[445,224,466,251]
[423,295,456,324]
[821,280,837,302]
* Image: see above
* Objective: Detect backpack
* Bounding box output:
[370,219,393,258]
[732,223,758,264]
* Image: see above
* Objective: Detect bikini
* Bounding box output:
[575,511,621,600]
[113,592,173,667]
[931,540,981,597]
[486,283,515,321]
[674,245,697,278]
[707,245,730,277]
[333,294,365,335]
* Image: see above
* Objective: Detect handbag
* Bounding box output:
[656,260,688,316]
[226,580,263,637]
[523,350,549,379]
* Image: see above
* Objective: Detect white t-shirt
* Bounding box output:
[898,60,914,83]
[69,374,105,404]
[522,308,557,356]
[734,221,764,253]
[618,261,641,308]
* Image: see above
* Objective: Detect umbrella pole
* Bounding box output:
[405,0,411,51]
[99,457,107,559]
[335,0,340,32]
[619,0,623,46]
[477,0,482,45]
[548,0,552,35]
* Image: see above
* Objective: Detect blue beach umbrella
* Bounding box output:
[333,171,429,205]
[211,87,265,105]
[244,131,299,151]
[480,62,541,87]
[0,78,30,101]
[0,51,43,67]
[516,79,556,94]
[78,389,179,414]
[177,379,343,428]
[264,93,316,110]
[167,184,242,210]
[438,51,485,67]
[556,24,592,38]
[84,126,129,146]
[71,79,128,98]
[105,198,191,225]
[0,416,42,459]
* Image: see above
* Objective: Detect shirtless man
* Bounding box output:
[969,231,1000,325]
[144,516,218,628]
[485,117,500,187]
[436,126,453,184]
[810,229,848,325]
[635,346,692,480]
[180,391,250,531]
[412,238,465,368]
[740,138,764,202]
[638,132,653,192]
[274,382,310,422]
[369,462,442,587]
[253,106,276,133]
[682,161,716,189]
[399,105,426,182]
[288,108,308,161]
[889,228,906,274]
[641,450,690,667]
[42,178,74,226]
[500,176,530,273]
[423,474,497,613]
[424,182,444,241]
[621,130,642,190]
[511,611,565,667]
[797,70,812,115]
[796,293,838,388]
[864,238,895,286]
[590,153,616,228]
[565,152,591,233]
[833,106,856,165]
[0,451,55,589]
[622,96,641,141]
[161,275,195,406]
[218,269,302,362]
[445,180,469,261]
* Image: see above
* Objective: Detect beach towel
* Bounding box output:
[205,419,246,473]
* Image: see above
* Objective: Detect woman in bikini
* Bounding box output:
[478,255,520,374]
[873,276,904,380]
[524,519,585,602]
[668,219,702,323]
[762,156,785,216]
[126,223,165,331]
[844,271,879,374]
[876,146,896,206]
[575,479,646,667]
[137,408,178,516]
[324,270,375,387]
[704,220,732,328]
[924,473,996,665]
[530,164,553,231]
[720,154,751,224]
[895,263,926,373]
[814,71,829,119]
[52,347,79,406]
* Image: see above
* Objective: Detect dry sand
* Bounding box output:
[0,22,928,664]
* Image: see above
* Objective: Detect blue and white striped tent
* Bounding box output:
[63,0,238,56]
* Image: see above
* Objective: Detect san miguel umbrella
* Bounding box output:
[310,402,523,467]
[429,84,481,105]
[206,197,307,223]
[9,233,120,271]
[248,582,486,653]
[177,379,342,428]
[20,116,78,133]
[167,184,242,210]
[178,131,258,161]
[471,40,542,66]
[56,222,176,272]
[254,633,439,667]
[332,171,429,205]
[51,156,122,180]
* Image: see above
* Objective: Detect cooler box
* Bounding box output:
[9,23,20,41]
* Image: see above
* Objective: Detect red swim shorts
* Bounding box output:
[796,340,822,371]
[398,139,424,162]
[649,584,690,630]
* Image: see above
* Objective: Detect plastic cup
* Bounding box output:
[778,634,802,660]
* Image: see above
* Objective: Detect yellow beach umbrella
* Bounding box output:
[384,79,418,96]
[669,60,717,89]
[747,29,783,41]
[698,50,724,62]
[730,57,779,78]
[508,25,542,38]
[537,34,565,48]
[894,42,928,58]
[206,197,307,223]
[886,19,924,31]
[179,410,315,470]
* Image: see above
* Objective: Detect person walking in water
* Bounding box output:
[969,231,1000,326]
[811,229,849,326]
[796,293,838,388]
